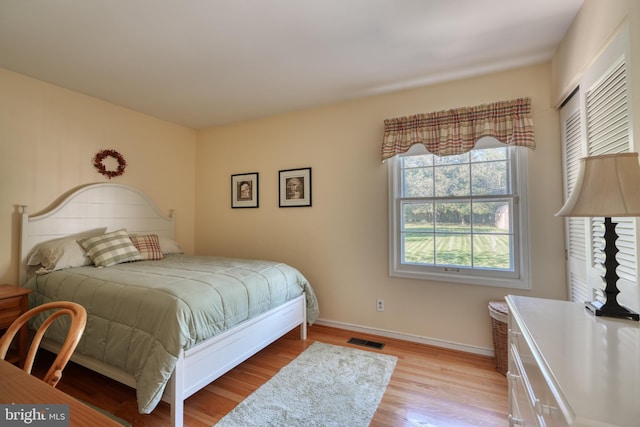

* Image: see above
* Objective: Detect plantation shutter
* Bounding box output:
[585,56,637,305]
[560,24,638,310]
[585,60,628,155]
[560,92,589,303]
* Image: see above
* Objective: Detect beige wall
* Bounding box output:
[195,63,566,353]
[0,68,197,284]
[552,0,639,158]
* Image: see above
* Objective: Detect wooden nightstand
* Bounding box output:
[0,284,32,367]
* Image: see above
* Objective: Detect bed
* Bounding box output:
[18,183,319,427]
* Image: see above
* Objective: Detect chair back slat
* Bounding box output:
[0,301,87,387]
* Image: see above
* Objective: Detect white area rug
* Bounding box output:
[214,341,398,427]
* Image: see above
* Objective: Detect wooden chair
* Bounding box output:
[0,301,87,387]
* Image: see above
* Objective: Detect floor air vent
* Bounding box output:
[348,337,385,350]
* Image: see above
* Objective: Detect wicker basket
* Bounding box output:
[488,300,509,376]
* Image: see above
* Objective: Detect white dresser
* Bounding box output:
[506,295,640,426]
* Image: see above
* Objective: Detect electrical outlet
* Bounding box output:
[376,299,384,312]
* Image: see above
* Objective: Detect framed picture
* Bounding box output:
[231,172,259,208]
[279,167,312,207]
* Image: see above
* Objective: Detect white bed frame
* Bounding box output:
[19,183,307,426]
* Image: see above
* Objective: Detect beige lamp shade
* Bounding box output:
[556,152,640,217]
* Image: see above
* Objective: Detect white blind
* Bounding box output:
[565,110,583,193]
[585,57,636,288]
[565,110,586,264]
[570,272,590,304]
[586,60,628,156]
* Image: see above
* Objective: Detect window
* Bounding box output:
[388,139,530,288]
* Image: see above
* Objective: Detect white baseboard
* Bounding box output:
[313,318,495,357]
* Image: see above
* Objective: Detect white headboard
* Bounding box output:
[19,183,175,285]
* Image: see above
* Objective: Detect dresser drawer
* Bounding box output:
[0,295,22,311]
[508,343,540,426]
[508,306,570,426]
[0,296,23,328]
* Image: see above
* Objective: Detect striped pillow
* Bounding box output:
[78,229,143,267]
[129,234,164,260]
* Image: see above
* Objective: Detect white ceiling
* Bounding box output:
[0,0,583,129]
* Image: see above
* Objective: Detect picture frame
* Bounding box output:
[279,167,312,207]
[231,172,259,208]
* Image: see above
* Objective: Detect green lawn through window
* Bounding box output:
[403,223,512,270]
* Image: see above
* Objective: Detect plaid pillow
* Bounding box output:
[78,229,143,267]
[129,234,164,260]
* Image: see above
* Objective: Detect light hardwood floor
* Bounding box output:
[34,324,508,426]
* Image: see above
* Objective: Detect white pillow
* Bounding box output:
[28,230,106,273]
[158,236,184,255]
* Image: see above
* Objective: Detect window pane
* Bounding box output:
[435,202,472,268]
[472,201,511,233]
[402,233,434,264]
[434,152,469,165]
[471,147,508,162]
[471,160,509,195]
[403,167,433,197]
[435,202,471,232]
[435,233,472,267]
[402,202,434,232]
[472,234,512,270]
[472,200,512,270]
[435,164,470,197]
[403,154,433,168]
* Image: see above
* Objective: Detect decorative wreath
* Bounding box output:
[93,149,127,179]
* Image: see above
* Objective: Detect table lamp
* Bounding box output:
[556,152,640,321]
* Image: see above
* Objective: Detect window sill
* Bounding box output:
[390,267,531,289]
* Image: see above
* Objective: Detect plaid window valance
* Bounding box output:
[381,97,535,160]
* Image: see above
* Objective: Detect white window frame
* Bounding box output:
[388,138,531,289]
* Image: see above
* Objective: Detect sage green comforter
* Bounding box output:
[23,254,319,413]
